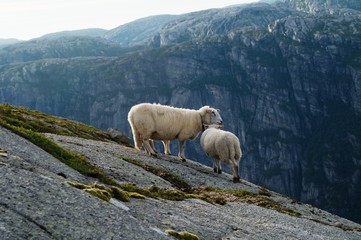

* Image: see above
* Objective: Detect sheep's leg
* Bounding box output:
[162,140,171,155]
[178,140,186,162]
[232,164,240,183]
[216,160,222,174]
[212,159,217,173]
[132,131,143,151]
[212,159,222,174]
[149,140,158,154]
[142,139,157,157]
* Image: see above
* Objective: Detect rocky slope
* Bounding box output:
[1,105,361,239]
[0,0,360,224]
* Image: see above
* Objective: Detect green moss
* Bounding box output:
[165,230,200,240]
[229,189,301,217]
[192,186,301,217]
[152,188,188,201]
[0,104,118,186]
[67,181,152,202]
[259,187,272,197]
[84,188,112,202]
[212,196,227,205]
[128,192,146,199]
[118,183,205,202]
[110,187,131,202]
[67,181,89,189]
[92,182,111,191]
[67,181,131,202]
[0,104,111,141]
[120,183,153,198]
[120,156,192,192]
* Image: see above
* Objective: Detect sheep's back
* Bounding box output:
[129,103,201,140]
[201,129,241,162]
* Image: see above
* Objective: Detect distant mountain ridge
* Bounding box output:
[37,28,107,40]
[0,38,23,49]
[285,0,361,13]
[104,15,180,47]
[0,0,361,225]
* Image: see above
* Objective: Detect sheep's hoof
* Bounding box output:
[178,155,186,162]
[150,153,158,157]
[217,169,222,174]
[213,168,217,173]
[233,177,240,183]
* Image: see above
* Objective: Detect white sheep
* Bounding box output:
[200,124,242,183]
[127,103,223,161]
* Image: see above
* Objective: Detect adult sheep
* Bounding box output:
[128,103,223,161]
[200,124,242,183]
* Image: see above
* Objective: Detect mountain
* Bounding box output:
[285,0,361,13]
[149,2,296,47]
[37,28,107,40]
[0,36,143,65]
[1,104,361,239]
[0,0,361,224]
[0,38,22,49]
[104,15,180,47]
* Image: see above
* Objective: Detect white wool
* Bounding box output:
[200,124,242,182]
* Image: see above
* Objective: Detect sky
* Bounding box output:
[0,0,258,40]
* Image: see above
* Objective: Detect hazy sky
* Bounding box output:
[1,0,258,40]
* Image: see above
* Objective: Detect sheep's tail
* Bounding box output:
[235,141,242,161]
[131,127,142,150]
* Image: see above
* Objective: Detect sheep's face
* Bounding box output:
[208,108,223,125]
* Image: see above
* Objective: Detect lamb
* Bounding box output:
[200,124,242,183]
[127,103,223,161]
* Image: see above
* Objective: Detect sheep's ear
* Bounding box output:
[206,109,212,114]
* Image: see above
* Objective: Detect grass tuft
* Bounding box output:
[165,229,200,240]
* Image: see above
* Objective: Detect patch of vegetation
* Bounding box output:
[192,186,301,217]
[119,157,301,216]
[148,185,195,201]
[0,103,111,141]
[0,104,117,186]
[67,181,199,203]
[120,156,192,192]
[165,229,200,240]
[67,181,145,202]
[119,183,200,202]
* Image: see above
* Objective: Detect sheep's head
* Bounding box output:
[207,108,223,125]
[199,106,223,130]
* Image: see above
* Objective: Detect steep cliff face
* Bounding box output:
[0,1,360,223]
